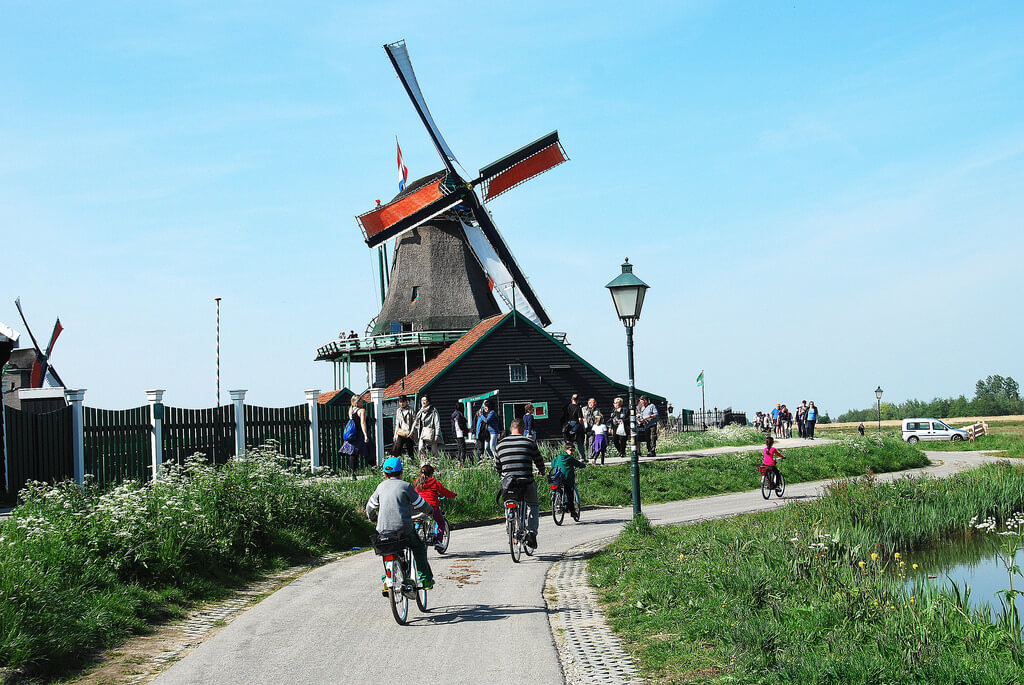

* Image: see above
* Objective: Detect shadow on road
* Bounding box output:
[417,603,546,625]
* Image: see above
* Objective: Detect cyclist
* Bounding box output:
[365,457,436,590]
[761,436,785,489]
[495,418,546,549]
[550,442,587,518]
[414,463,457,552]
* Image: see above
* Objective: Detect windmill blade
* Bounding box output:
[44,318,63,358]
[456,215,544,327]
[464,196,552,327]
[13,298,45,359]
[475,131,568,202]
[357,175,467,248]
[384,40,460,175]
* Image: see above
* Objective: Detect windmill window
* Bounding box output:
[509,364,528,383]
[411,286,420,302]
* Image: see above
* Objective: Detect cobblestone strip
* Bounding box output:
[545,535,643,685]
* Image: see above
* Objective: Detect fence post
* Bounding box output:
[65,389,86,485]
[305,389,320,471]
[146,389,165,480]
[369,387,385,467]
[230,389,246,457]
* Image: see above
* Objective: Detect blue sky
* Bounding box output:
[2,1,1022,417]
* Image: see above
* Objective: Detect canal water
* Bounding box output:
[904,534,1023,621]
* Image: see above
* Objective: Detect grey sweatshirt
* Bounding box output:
[365,477,433,534]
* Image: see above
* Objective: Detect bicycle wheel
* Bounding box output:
[410,553,428,613]
[521,506,534,557]
[435,520,451,554]
[571,487,581,522]
[551,489,565,526]
[388,557,409,625]
[775,472,786,498]
[507,510,521,563]
[761,475,772,500]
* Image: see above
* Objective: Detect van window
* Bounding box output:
[933,422,948,431]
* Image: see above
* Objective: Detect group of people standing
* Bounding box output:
[753,400,819,439]
[560,393,659,462]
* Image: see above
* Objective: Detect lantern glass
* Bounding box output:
[605,259,650,322]
[875,386,883,401]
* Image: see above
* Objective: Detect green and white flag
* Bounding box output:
[696,370,704,387]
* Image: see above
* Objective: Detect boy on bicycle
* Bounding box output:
[550,442,587,517]
[762,436,785,488]
[365,457,436,589]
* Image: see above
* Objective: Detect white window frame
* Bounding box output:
[509,363,528,383]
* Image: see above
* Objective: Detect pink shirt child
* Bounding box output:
[763,446,782,467]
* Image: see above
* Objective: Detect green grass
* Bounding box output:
[590,461,1024,683]
[328,434,927,525]
[0,445,373,676]
[914,433,1024,456]
[656,426,766,453]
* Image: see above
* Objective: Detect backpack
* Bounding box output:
[343,418,358,441]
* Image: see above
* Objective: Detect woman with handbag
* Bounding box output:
[413,394,442,464]
[392,395,415,459]
[610,397,628,457]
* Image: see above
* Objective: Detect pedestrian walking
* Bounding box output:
[413,395,442,463]
[474,406,489,461]
[451,407,470,465]
[858,422,865,436]
[637,396,659,457]
[806,401,818,439]
[481,399,501,459]
[522,403,537,441]
[610,397,628,457]
[561,393,586,456]
[392,395,415,459]
[591,412,608,464]
[340,396,368,480]
[582,398,599,463]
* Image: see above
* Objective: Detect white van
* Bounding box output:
[902,418,968,444]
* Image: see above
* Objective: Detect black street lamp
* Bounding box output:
[606,258,650,518]
[875,386,883,433]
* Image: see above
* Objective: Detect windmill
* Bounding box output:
[12,298,65,388]
[356,40,569,329]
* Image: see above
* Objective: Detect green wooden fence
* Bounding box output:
[83,405,152,484]
[162,405,235,466]
[4,405,74,494]
[244,404,309,458]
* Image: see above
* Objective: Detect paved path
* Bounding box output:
[598,436,833,466]
[154,450,1002,685]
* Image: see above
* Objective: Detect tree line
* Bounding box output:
[836,374,1023,424]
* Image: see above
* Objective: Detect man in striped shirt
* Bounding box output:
[495,419,546,549]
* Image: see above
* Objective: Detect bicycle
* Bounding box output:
[758,464,786,500]
[548,475,582,526]
[504,486,534,563]
[371,531,428,625]
[414,497,451,554]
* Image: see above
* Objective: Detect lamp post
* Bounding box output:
[606,258,650,518]
[875,386,883,433]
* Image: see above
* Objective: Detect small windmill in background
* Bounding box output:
[12,297,65,388]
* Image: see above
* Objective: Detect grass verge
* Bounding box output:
[590,461,1024,683]
[914,433,1024,456]
[656,426,765,453]
[0,445,373,676]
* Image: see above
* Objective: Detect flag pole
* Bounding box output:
[215,297,221,407]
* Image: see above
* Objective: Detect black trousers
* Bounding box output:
[613,433,628,456]
[391,435,415,459]
[806,419,817,438]
[455,437,469,465]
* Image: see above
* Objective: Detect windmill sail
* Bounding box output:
[357,175,464,247]
[384,41,459,174]
[457,216,543,327]
[476,131,569,202]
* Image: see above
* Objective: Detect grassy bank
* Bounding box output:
[331,434,928,525]
[656,426,765,453]
[915,432,1024,457]
[590,461,1024,683]
[0,446,373,675]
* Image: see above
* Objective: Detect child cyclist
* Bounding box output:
[414,464,458,552]
[550,442,587,518]
[365,457,436,590]
[762,436,785,488]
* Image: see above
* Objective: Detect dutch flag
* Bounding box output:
[397,138,408,192]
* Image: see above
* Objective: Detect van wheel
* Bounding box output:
[907,436,919,444]
[952,434,963,442]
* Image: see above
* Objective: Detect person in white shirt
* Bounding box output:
[591,412,609,465]
[392,395,415,459]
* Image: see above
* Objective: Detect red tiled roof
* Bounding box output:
[382,314,508,399]
[317,389,346,405]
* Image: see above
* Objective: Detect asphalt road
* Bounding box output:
[154,450,1005,685]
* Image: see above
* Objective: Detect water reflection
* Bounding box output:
[904,534,1023,622]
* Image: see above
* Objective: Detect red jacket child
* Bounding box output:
[414,470,457,508]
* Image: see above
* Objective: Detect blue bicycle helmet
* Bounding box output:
[382,457,404,474]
